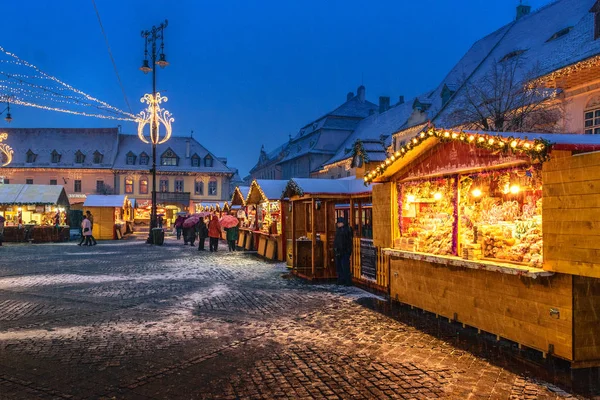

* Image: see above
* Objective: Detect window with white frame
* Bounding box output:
[174,179,184,193]
[195,179,204,195]
[208,177,217,196]
[125,177,134,194]
[585,107,600,134]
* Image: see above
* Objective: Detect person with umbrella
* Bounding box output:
[208,214,221,252]
[221,214,239,252]
[197,217,208,251]
[174,214,186,240]
[182,215,199,246]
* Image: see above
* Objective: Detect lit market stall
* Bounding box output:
[367,127,600,367]
[231,185,250,247]
[0,184,70,243]
[283,178,374,281]
[243,180,288,260]
[83,195,133,240]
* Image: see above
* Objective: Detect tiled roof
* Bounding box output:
[112,134,233,174]
[2,128,119,169]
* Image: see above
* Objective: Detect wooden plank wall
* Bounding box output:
[91,207,114,240]
[376,249,389,289]
[543,151,600,278]
[372,183,393,248]
[352,237,361,279]
[389,257,574,360]
[573,275,600,363]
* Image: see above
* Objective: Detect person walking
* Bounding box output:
[225,224,239,252]
[333,217,353,286]
[174,215,185,240]
[187,220,197,247]
[197,218,208,251]
[208,215,221,252]
[0,215,5,247]
[80,215,93,246]
[85,210,98,245]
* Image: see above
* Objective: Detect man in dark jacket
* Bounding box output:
[197,218,208,251]
[333,217,353,285]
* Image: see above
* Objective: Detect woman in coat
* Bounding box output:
[208,215,221,252]
[197,218,208,251]
[224,224,239,252]
[80,215,93,246]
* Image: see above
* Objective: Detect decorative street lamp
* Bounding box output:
[138,20,171,244]
[0,132,13,167]
[1,98,13,123]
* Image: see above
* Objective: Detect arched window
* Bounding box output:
[585,96,600,134]
[208,177,217,196]
[125,177,134,194]
[139,177,148,194]
[194,179,204,195]
[159,178,169,192]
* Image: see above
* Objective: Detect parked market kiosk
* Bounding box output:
[0,184,70,243]
[283,178,374,282]
[366,127,600,368]
[241,180,288,260]
[83,195,133,240]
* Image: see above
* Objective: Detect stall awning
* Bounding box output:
[0,184,70,206]
[283,178,373,198]
[84,195,127,208]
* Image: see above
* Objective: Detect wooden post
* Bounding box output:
[291,200,296,270]
[324,199,328,272]
[311,198,315,278]
[358,200,363,238]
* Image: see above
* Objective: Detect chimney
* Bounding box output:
[398,95,405,105]
[379,96,390,113]
[357,85,366,102]
[185,139,190,158]
[347,92,354,101]
[516,1,531,20]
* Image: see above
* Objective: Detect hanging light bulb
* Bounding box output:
[471,188,482,197]
[407,194,416,203]
[433,192,443,201]
[510,184,520,194]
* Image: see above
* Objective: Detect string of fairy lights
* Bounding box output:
[0,45,136,121]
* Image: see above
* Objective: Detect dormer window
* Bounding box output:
[546,27,573,42]
[441,84,457,107]
[139,152,149,165]
[500,49,526,63]
[191,154,200,167]
[591,1,600,40]
[126,151,137,165]
[75,150,85,164]
[204,154,213,167]
[93,151,103,164]
[26,150,37,163]
[51,150,61,163]
[412,99,431,112]
[161,148,179,166]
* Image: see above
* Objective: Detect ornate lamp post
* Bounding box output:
[0,133,13,167]
[138,20,172,244]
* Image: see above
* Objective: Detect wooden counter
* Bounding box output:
[3,226,70,243]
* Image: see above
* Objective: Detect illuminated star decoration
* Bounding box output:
[136,92,174,145]
[0,132,14,167]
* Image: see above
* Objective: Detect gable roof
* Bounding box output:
[0,184,69,206]
[1,128,119,169]
[246,179,289,203]
[112,134,233,174]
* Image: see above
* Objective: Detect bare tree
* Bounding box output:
[96,184,114,195]
[448,55,565,133]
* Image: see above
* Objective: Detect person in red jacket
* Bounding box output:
[208,214,221,252]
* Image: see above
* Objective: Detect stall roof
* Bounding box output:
[367,128,600,184]
[284,178,373,198]
[231,186,250,206]
[0,184,69,206]
[84,195,127,208]
[246,180,289,204]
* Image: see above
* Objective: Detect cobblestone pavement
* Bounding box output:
[0,237,592,399]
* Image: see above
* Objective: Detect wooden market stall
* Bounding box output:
[83,195,133,240]
[242,180,288,260]
[0,184,70,243]
[367,127,600,368]
[231,186,250,248]
[283,178,374,282]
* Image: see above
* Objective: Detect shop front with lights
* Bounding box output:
[369,128,600,367]
[231,185,250,247]
[0,184,70,243]
[242,180,288,261]
[83,195,133,240]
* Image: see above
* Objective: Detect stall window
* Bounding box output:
[174,179,184,193]
[361,207,373,239]
[74,180,82,193]
[139,177,148,194]
[125,178,134,194]
[159,179,169,192]
[96,180,105,193]
[49,179,57,185]
[584,108,600,134]
[208,178,217,196]
[195,180,204,195]
[26,179,33,185]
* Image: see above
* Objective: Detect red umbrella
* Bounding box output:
[220,214,239,228]
[182,216,199,228]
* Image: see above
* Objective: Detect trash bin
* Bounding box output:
[152,228,165,245]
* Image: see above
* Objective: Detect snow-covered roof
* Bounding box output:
[231,185,250,206]
[84,195,127,208]
[247,179,289,203]
[112,134,233,174]
[283,178,373,198]
[0,184,69,206]
[1,128,119,169]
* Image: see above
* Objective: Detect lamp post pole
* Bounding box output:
[140,20,168,244]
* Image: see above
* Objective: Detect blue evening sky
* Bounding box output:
[3,0,551,176]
